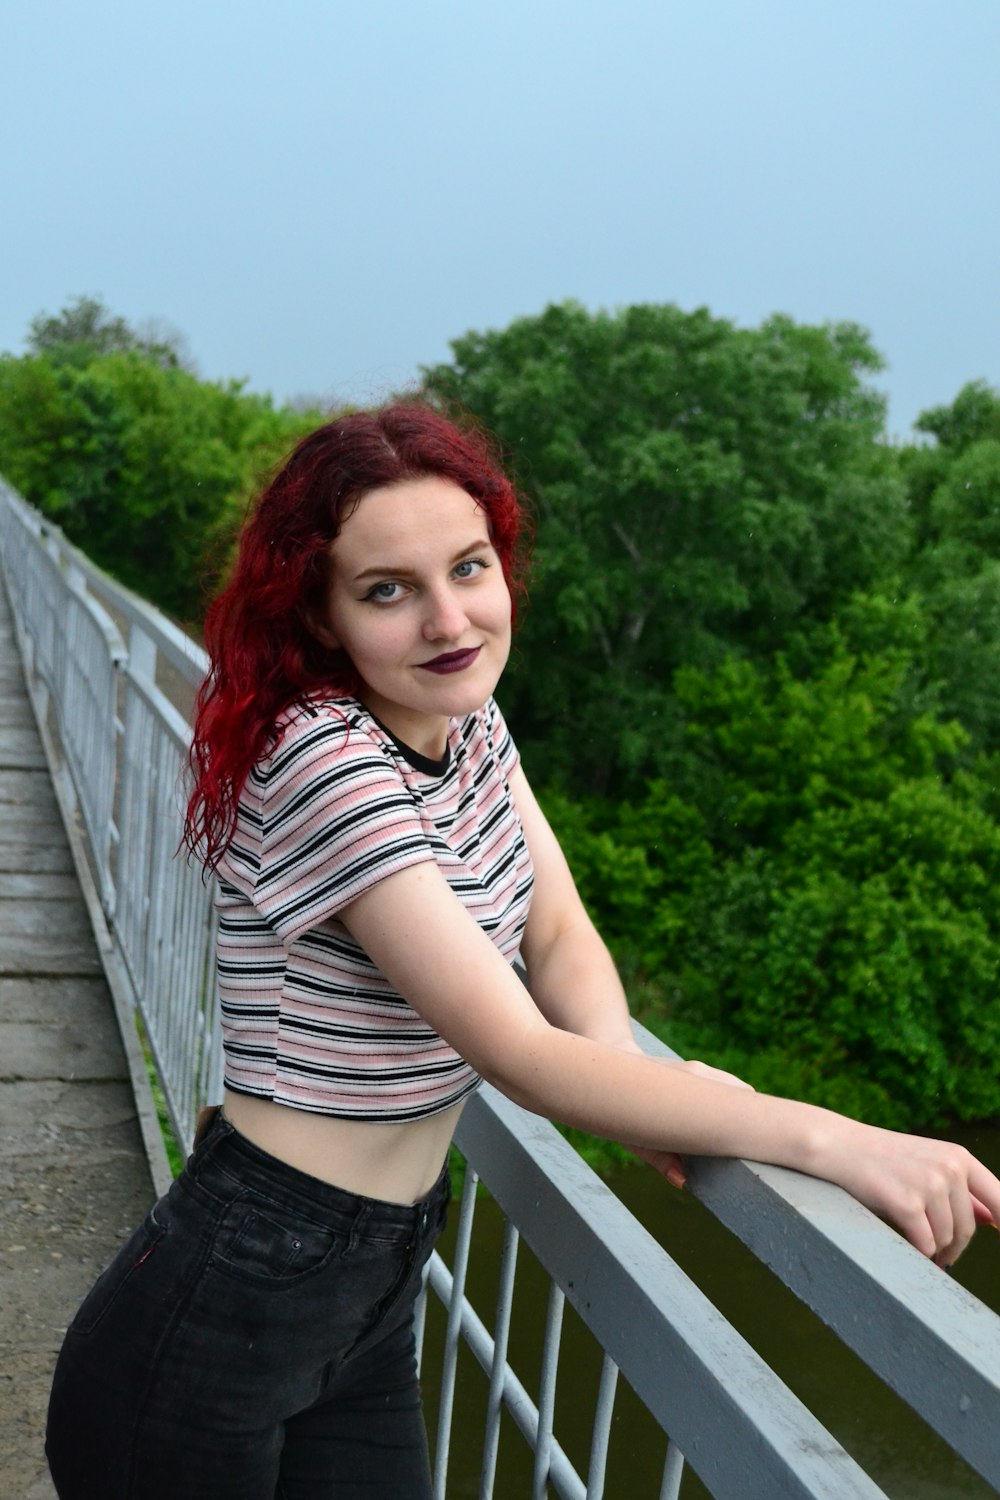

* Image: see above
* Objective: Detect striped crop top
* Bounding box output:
[214,695,534,1121]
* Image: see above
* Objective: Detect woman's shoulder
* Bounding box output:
[259,695,387,777]
[466,695,518,772]
[274,693,363,734]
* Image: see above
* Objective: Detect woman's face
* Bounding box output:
[314,476,512,757]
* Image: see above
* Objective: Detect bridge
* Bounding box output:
[2,475,999,1499]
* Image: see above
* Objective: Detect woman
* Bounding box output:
[47,402,1000,1499]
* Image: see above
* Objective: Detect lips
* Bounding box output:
[417,647,481,675]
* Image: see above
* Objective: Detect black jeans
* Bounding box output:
[46,1111,449,1499]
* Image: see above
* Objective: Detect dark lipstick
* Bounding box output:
[417,647,481,675]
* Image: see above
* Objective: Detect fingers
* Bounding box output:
[632,1144,687,1189]
[836,1128,1000,1268]
[967,1161,1000,1233]
[927,1177,976,1268]
[972,1196,999,1229]
[889,1148,983,1267]
[680,1059,755,1092]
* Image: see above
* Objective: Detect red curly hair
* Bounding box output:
[185,402,529,869]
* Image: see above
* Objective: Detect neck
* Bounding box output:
[361,698,450,761]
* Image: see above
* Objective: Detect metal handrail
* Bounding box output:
[3,474,999,1499]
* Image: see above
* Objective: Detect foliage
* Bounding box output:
[25,293,187,371]
[914,379,1000,452]
[0,337,319,618]
[541,639,1000,1129]
[424,300,909,795]
[900,383,1000,751]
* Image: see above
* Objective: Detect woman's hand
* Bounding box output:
[672,1058,756,1091]
[808,1117,1000,1266]
[631,1062,998,1265]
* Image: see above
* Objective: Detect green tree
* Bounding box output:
[915,379,1000,452]
[542,638,1000,1128]
[24,294,186,371]
[898,383,1000,751]
[424,301,909,793]
[0,346,318,618]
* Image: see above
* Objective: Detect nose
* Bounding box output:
[422,585,468,642]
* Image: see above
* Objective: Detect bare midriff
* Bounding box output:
[222,1088,465,1205]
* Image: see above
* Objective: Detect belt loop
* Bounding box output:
[345,1201,372,1257]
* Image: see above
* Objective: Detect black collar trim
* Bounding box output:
[369,713,452,777]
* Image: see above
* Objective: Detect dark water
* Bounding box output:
[422,1124,1000,1499]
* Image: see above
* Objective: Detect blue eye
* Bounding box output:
[454,558,486,580]
[364,581,405,603]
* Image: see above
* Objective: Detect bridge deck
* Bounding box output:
[0,581,155,1499]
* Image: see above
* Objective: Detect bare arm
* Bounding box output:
[339,851,1000,1266]
[509,765,740,1187]
[509,766,637,1049]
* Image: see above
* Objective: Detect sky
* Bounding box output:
[1,0,997,440]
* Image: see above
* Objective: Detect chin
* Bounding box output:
[435,685,492,716]
[436,677,499,719]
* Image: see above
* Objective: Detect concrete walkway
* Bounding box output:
[0,586,155,1498]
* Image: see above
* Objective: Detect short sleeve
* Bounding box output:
[487,698,520,779]
[252,710,436,945]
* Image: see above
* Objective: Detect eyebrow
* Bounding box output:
[351,538,492,585]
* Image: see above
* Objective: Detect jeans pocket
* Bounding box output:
[71,1202,168,1337]
[210,1194,346,1287]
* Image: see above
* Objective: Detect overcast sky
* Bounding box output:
[2,0,997,439]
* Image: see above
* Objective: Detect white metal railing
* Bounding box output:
[3,475,1000,1499]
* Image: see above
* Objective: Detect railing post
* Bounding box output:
[434,1166,480,1500]
[658,1443,685,1500]
[479,1220,520,1499]
[128,620,158,687]
[532,1283,566,1500]
[115,620,159,964]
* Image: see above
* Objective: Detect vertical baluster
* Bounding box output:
[204,936,225,1107]
[585,1353,619,1499]
[146,720,170,1025]
[478,1217,520,1499]
[531,1282,565,1500]
[658,1440,685,1500]
[118,643,155,990]
[433,1164,479,1500]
